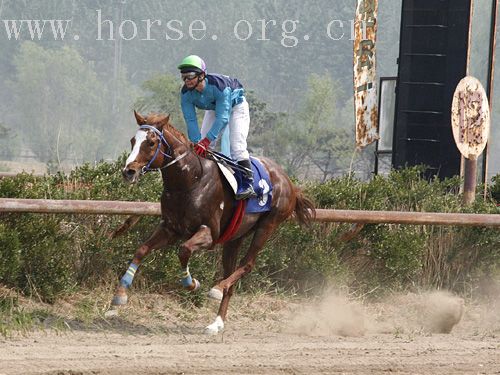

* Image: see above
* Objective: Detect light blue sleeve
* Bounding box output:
[181,93,201,142]
[206,87,231,142]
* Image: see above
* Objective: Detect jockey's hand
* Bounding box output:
[194,137,211,157]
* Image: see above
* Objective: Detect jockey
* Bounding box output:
[178,54,257,200]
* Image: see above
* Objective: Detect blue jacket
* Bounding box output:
[180,73,245,142]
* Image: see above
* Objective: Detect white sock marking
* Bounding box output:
[205,315,224,335]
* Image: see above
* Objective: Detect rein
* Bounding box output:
[139,125,189,175]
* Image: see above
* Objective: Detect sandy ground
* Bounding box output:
[0,291,499,375]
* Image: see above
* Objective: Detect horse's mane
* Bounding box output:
[146,113,189,144]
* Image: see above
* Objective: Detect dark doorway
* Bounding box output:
[392,0,471,179]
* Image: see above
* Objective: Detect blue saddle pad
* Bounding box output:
[234,157,273,213]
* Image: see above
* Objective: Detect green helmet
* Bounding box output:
[177,55,207,74]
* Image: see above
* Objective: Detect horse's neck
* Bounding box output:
[160,142,202,190]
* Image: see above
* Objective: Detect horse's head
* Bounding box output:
[122,111,172,183]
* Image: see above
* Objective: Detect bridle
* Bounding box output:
[138,125,189,175]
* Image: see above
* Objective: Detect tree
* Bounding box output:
[133,73,183,128]
[0,122,19,161]
[245,90,286,154]
[2,0,405,173]
[268,74,353,180]
[10,42,136,167]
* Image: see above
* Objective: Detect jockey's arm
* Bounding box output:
[181,97,202,142]
[205,87,231,142]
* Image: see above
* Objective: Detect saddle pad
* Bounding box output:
[216,157,273,213]
[240,157,273,213]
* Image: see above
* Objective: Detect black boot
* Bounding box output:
[235,159,257,200]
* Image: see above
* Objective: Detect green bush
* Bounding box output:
[0,223,21,286]
[0,162,499,302]
[13,215,76,303]
[490,174,500,203]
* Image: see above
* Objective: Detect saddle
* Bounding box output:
[207,151,272,214]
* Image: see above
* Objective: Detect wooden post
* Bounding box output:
[463,156,477,205]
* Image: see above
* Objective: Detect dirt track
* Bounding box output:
[1,292,499,375]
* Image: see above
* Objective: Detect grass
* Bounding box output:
[0,292,66,337]
[0,284,298,338]
[74,296,104,325]
[1,282,499,339]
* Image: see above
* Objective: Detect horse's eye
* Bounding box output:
[149,141,155,147]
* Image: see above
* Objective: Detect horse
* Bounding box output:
[112,110,315,334]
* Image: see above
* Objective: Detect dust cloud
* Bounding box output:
[287,290,468,337]
[288,293,366,337]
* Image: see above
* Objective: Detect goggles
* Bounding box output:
[181,72,199,81]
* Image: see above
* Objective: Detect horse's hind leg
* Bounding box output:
[217,220,279,293]
[112,222,176,306]
[205,237,243,335]
[206,219,281,334]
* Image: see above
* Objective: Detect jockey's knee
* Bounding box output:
[231,149,249,162]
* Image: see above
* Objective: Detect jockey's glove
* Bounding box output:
[194,137,211,157]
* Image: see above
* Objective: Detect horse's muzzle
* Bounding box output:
[122,167,139,183]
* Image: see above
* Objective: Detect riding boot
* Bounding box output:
[235,159,257,200]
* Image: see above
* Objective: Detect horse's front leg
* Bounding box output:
[112,222,176,306]
[178,225,213,292]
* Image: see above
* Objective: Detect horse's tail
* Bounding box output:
[108,215,142,239]
[294,187,316,227]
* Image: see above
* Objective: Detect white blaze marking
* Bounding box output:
[125,130,147,167]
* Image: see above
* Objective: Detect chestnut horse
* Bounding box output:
[113,111,315,334]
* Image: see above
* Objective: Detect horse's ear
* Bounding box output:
[134,110,147,125]
[158,114,170,130]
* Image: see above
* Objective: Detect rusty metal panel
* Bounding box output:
[353,0,379,148]
[451,76,491,160]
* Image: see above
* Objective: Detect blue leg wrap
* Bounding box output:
[180,268,193,288]
[120,262,139,288]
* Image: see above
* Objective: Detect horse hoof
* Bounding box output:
[191,278,200,292]
[111,294,128,306]
[208,287,223,301]
[205,316,224,335]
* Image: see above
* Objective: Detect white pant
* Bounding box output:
[200,100,250,161]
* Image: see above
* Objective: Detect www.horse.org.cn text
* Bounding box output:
[2,10,362,47]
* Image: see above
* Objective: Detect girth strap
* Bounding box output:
[215,200,246,244]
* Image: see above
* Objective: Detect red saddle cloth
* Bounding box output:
[215,200,247,244]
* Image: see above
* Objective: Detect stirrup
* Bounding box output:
[235,185,257,200]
